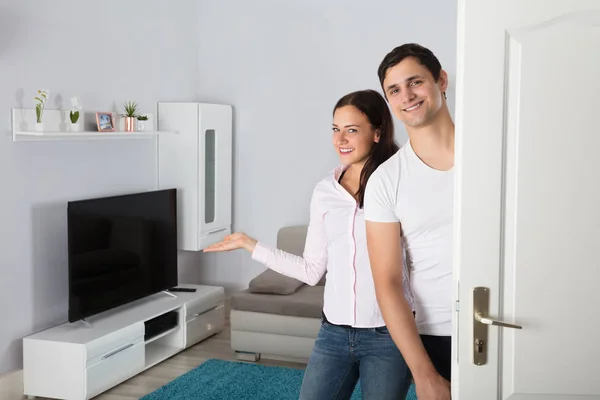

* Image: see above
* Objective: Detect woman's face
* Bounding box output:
[332,105,379,166]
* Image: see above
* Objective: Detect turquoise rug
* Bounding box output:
[141,358,417,400]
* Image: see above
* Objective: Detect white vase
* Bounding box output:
[137,120,146,131]
[71,123,80,132]
[35,123,44,132]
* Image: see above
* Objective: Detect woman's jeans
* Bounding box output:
[299,319,412,400]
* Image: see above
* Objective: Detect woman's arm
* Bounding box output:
[203,188,328,286]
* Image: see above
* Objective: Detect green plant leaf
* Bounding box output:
[122,101,139,117]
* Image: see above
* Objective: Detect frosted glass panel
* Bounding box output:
[205,129,215,223]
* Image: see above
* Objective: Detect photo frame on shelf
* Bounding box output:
[96,112,115,132]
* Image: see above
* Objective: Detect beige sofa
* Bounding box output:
[229,225,324,363]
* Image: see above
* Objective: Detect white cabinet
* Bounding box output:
[157,103,232,251]
[23,284,225,400]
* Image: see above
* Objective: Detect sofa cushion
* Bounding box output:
[317,274,326,286]
[249,268,305,295]
[230,285,323,319]
[277,225,307,256]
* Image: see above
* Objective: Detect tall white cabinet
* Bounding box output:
[157,102,233,251]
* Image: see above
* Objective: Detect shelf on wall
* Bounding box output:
[13,130,169,142]
[11,108,176,142]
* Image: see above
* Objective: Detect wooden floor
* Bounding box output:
[0,310,307,400]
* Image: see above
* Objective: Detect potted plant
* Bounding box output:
[137,115,149,131]
[70,96,82,132]
[34,89,50,131]
[121,101,138,132]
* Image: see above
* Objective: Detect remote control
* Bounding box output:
[168,287,197,292]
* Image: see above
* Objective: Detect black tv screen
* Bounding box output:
[67,189,178,323]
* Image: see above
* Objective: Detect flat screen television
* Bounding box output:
[67,189,178,323]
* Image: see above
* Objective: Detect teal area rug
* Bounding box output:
[141,358,417,400]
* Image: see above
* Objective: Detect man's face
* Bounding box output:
[382,56,447,128]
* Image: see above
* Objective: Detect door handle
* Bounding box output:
[472,286,522,366]
[474,312,522,329]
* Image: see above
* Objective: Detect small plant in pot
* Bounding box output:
[121,101,138,132]
[137,114,149,131]
[34,89,50,131]
[70,96,82,132]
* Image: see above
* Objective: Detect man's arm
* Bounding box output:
[363,166,450,399]
[365,221,438,383]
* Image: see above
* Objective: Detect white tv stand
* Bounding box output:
[22,284,225,400]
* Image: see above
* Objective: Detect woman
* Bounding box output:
[204,89,414,400]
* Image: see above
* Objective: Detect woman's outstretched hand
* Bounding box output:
[203,232,258,253]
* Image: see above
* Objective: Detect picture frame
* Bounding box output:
[96,112,115,132]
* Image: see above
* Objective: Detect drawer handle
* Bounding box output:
[101,343,134,360]
[206,227,228,235]
[187,314,200,323]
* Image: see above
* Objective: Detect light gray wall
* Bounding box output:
[0,0,457,375]
[186,0,457,292]
[0,0,199,374]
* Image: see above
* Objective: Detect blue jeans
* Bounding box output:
[299,319,412,400]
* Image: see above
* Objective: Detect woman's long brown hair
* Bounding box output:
[333,89,399,208]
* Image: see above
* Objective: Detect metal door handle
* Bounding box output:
[474,312,522,329]
[472,287,522,366]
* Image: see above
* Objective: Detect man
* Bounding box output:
[363,43,454,400]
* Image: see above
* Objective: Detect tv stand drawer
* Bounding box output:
[86,339,144,399]
[86,322,144,363]
[185,304,224,348]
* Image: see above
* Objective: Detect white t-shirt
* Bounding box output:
[364,140,453,336]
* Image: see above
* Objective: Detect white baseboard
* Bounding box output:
[0,369,23,395]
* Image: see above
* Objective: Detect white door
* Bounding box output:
[453,0,600,399]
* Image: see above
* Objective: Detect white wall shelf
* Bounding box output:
[11,108,175,142]
[13,130,169,142]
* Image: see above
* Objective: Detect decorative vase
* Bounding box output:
[71,123,80,132]
[137,120,146,131]
[35,122,44,132]
[124,117,136,132]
